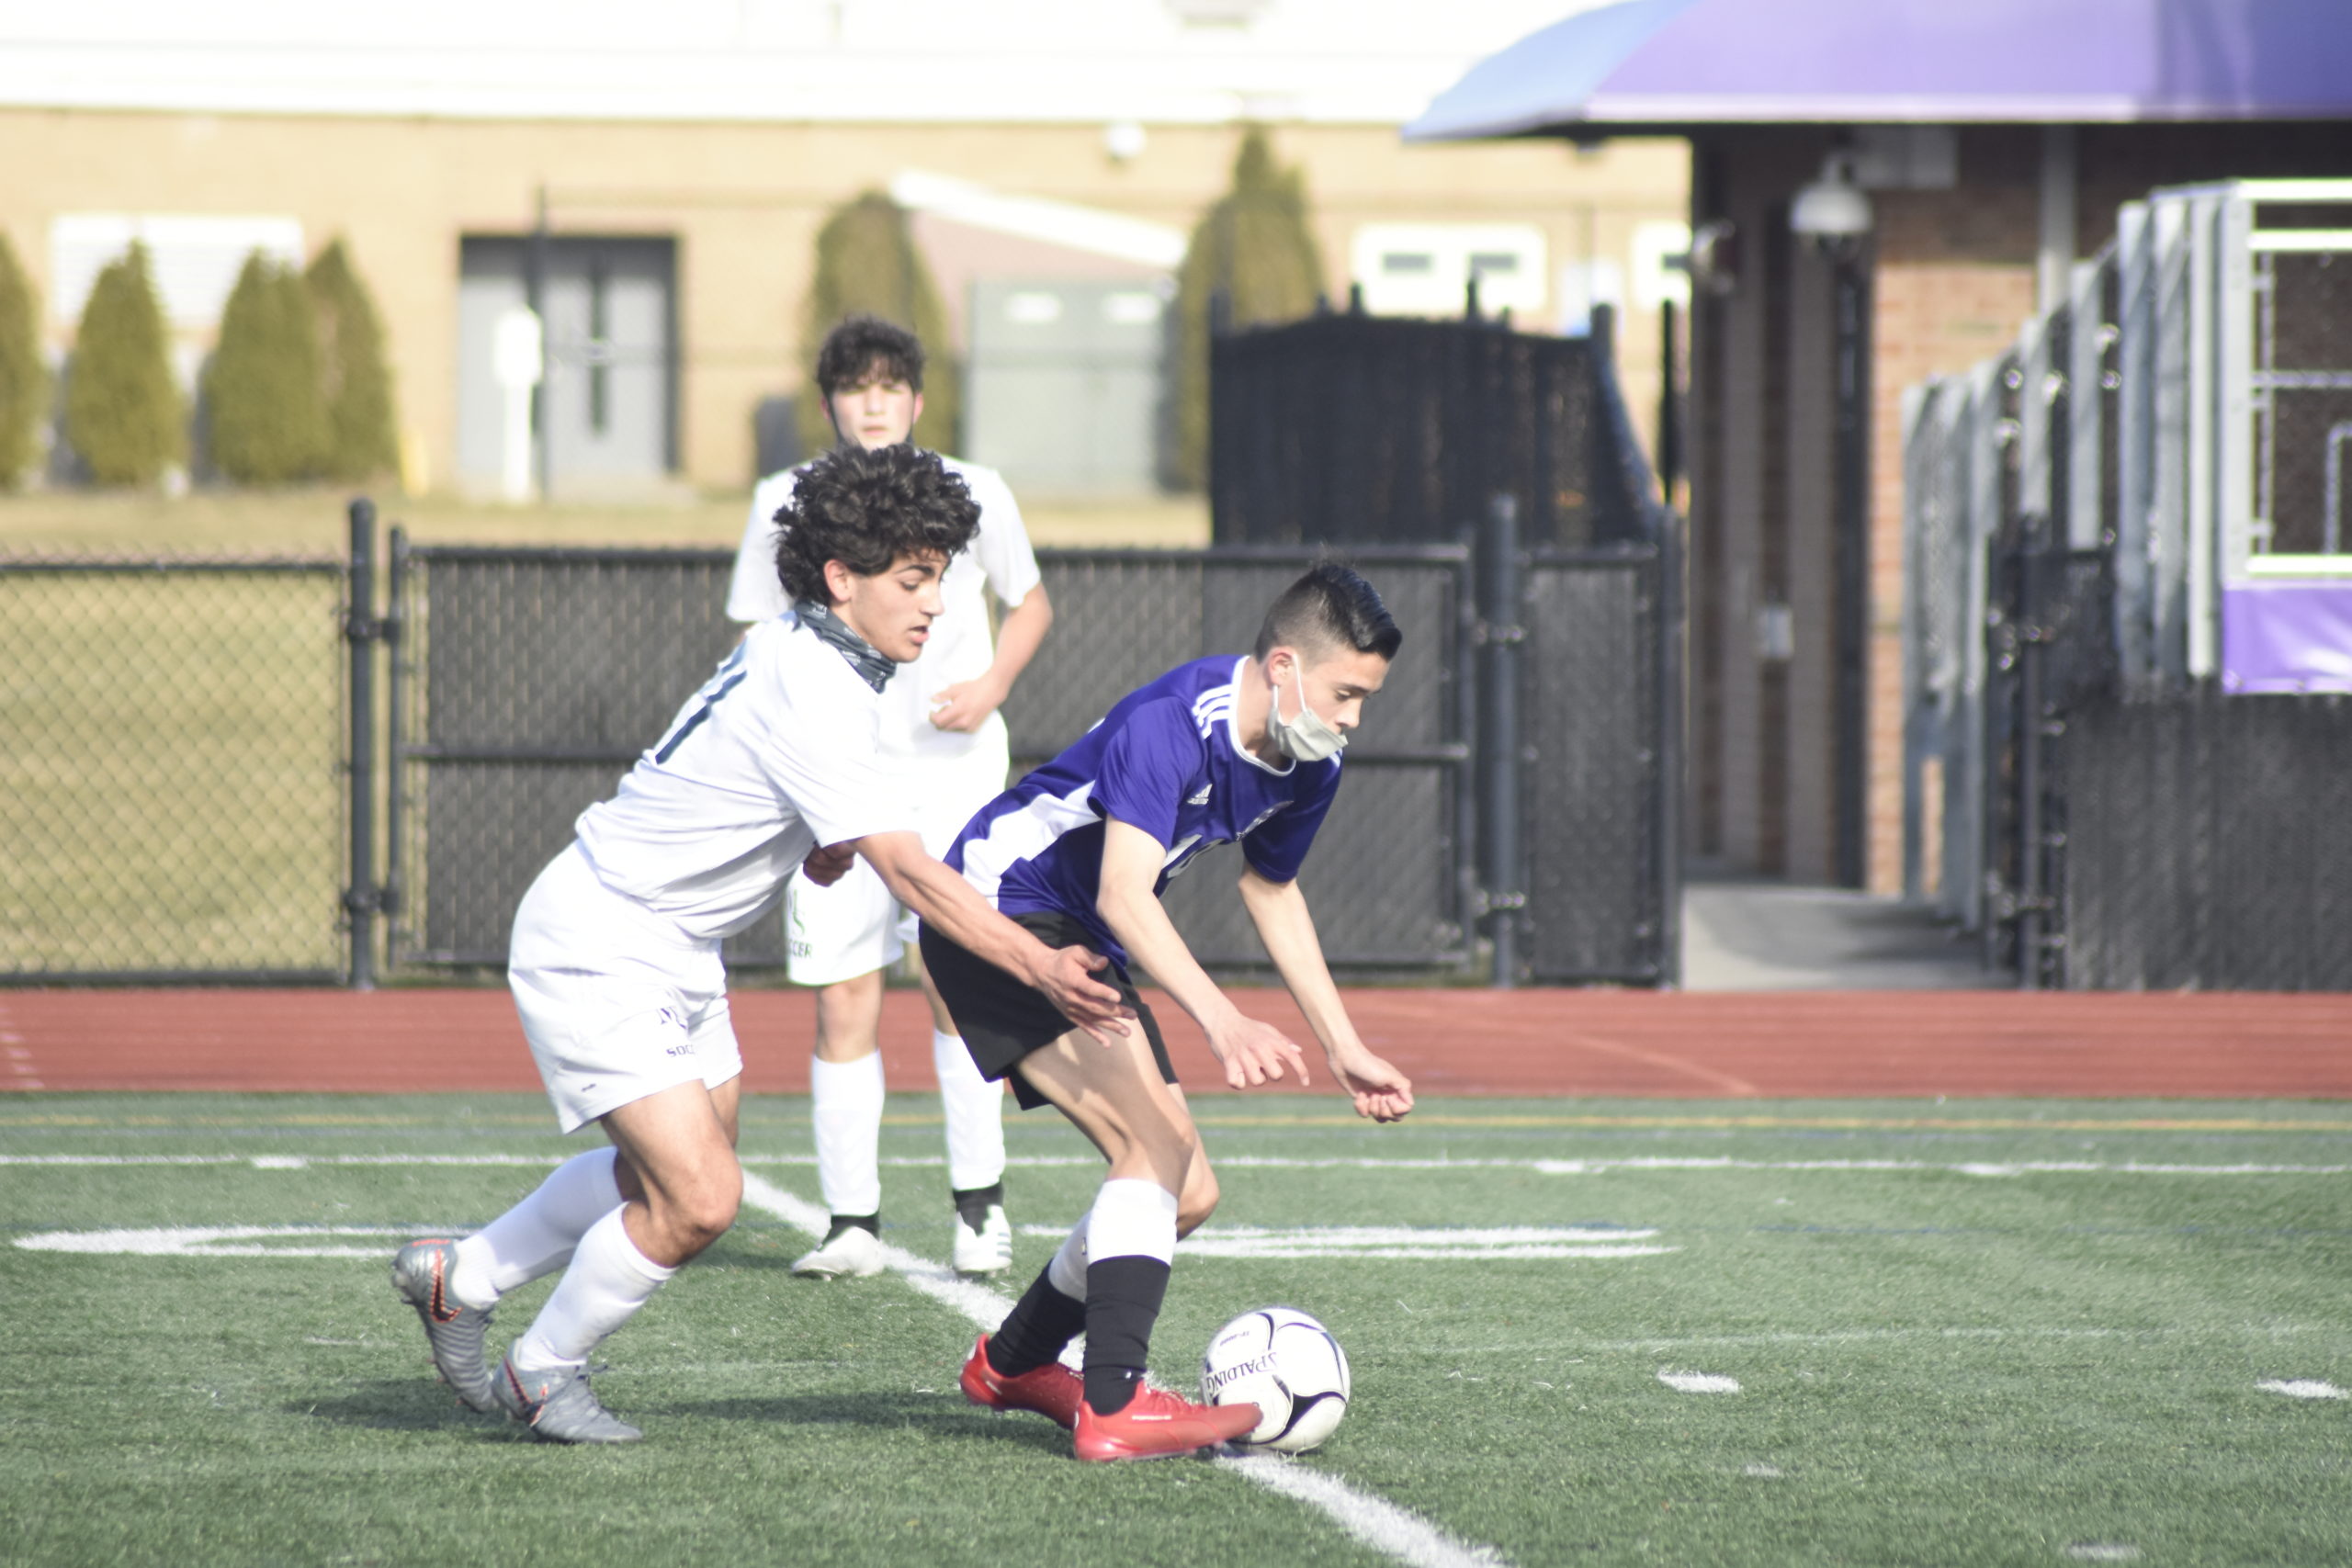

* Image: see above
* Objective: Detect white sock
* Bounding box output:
[450,1146,622,1309]
[510,1205,676,1374]
[810,1051,885,1218]
[1086,1178,1180,1265]
[933,1029,1006,1193]
[1046,1216,1090,1300]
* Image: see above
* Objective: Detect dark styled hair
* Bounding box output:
[774,444,978,604]
[1253,559,1403,662]
[814,313,925,399]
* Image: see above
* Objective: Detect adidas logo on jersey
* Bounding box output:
[1188,784,1214,805]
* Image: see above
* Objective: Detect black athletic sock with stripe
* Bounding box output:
[1080,1255,1170,1416]
[985,1264,1087,1378]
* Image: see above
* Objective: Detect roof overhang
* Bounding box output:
[1408,0,2352,141]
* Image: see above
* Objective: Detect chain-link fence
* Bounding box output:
[1904,177,2352,989]
[0,555,348,981]
[389,542,1477,977]
[2062,687,2352,989]
[387,543,771,970]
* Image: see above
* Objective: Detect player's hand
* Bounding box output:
[1331,1052,1414,1123]
[800,841,857,887]
[1031,944,1135,1043]
[927,677,1005,734]
[1207,1014,1311,1091]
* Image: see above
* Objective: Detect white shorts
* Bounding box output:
[784,739,1010,987]
[509,842,744,1134]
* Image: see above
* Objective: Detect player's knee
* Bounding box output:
[1177,1162,1220,1236]
[667,1170,741,1255]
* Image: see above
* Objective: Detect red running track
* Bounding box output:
[0,987,2346,1100]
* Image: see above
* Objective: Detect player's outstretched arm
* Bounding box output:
[852,830,1133,1042]
[1238,867,1415,1122]
[1097,818,1310,1091]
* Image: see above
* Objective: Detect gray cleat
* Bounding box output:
[493,1354,643,1444]
[390,1237,499,1413]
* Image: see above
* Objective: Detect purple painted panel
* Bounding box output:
[2222,581,2352,694]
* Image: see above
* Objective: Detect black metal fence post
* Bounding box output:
[1479,491,1526,987]
[384,525,409,968]
[1657,507,1687,987]
[345,499,379,989]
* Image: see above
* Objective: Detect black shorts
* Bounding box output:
[918,909,1176,1111]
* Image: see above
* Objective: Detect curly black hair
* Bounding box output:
[815,313,925,398]
[774,443,978,604]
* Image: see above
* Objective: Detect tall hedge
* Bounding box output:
[205,253,324,485]
[0,232,44,489]
[65,242,183,486]
[797,191,958,457]
[306,238,399,482]
[1170,127,1326,490]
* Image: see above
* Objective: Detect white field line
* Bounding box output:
[1012,1222,1677,1262]
[1211,1451,1507,1568]
[6,1152,2349,1178]
[2256,1379,2348,1399]
[736,1170,1509,1568]
[1532,1157,2352,1178]
[1657,1371,1741,1393]
[16,1224,412,1258]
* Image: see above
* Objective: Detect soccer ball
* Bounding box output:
[1199,1306,1351,1453]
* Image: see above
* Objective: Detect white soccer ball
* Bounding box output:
[1199,1305,1351,1453]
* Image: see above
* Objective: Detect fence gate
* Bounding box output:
[0,554,350,983]
[1521,543,1680,984]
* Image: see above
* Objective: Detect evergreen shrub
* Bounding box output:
[206,252,324,484]
[0,232,44,488]
[64,242,183,487]
[306,238,399,482]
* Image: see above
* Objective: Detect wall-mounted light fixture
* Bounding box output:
[1789,152,1872,254]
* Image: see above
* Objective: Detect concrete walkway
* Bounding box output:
[1680,877,2005,991]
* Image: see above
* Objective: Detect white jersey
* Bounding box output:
[571,613,919,944]
[725,455,1042,765]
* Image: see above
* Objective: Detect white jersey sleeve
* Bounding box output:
[726,469,800,624]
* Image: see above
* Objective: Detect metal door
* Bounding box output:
[457,237,678,493]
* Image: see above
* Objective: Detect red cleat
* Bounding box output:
[961,1334,1084,1430]
[1072,1384,1262,1462]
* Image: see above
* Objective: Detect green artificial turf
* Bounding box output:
[4,1093,2349,1566]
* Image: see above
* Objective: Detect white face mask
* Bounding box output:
[1267,660,1347,762]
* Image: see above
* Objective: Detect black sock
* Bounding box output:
[951,1182,1005,1231]
[826,1213,879,1239]
[1080,1254,1170,1416]
[985,1263,1087,1378]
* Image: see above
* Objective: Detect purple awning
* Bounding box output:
[1408,0,2352,141]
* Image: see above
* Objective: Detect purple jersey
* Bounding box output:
[945,656,1341,966]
